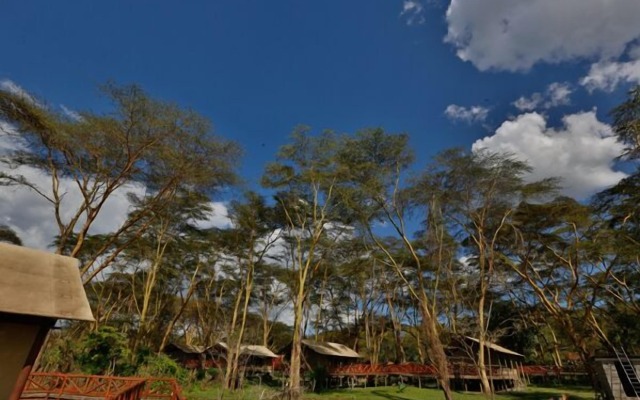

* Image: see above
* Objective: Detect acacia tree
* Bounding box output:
[215,193,281,391]
[413,149,556,394]
[262,128,349,399]
[254,263,288,347]
[104,190,215,352]
[337,129,453,400]
[0,84,239,283]
[594,86,640,320]
[504,197,618,387]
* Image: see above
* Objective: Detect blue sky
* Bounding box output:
[2,0,640,247]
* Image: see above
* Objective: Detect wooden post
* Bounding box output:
[9,324,52,400]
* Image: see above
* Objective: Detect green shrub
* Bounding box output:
[136,353,188,383]
[76,326,133,375]
[207,367,220,380]
[195,368,206,381]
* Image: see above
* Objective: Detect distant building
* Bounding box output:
[448,336,526,391]
[164,343,212,369]
[212,342,280,375]
[281,340,362,372]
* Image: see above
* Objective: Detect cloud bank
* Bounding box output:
[472,111,626,199]
[445,0,640,72]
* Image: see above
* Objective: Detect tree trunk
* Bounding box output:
[421,303,453,400]
[288,288,306,400]
[477,293,492,394]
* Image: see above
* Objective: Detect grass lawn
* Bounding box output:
[184,384,594,400]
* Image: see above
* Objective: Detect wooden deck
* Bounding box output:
[19,373,184,400]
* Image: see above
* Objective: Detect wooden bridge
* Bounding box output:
[19,373,184,400]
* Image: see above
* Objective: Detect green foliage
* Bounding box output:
[611,85,640,160]
[207,367,221,381]
[39,333,81,373]
[76,326,133,375]
[136,353,188,383]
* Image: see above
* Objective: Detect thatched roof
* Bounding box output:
[168,342,209,354]
[242,344,279,358]
[463,336,524,357]
[0,243,94,321]
[301,340,361,358]
[216,342,279,358]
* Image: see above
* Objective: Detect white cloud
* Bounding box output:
[445,104,489,123]
[193,202,232,230]
[513,82,572,111]
[547,82,572,107]
[60,104,83,121]
[400,0,425,25]
[0,79,40,107]
[513,93,543,112]
[581,58,640,92]
[472,111,626,199]
[445,0,640,71]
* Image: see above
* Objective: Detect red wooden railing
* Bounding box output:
[330,363,437,376]
[328,363,584,379]
[518,365,585,376]
[329,363,519,378]
[21,373,184,400]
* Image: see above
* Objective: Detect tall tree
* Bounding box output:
[413,149,556,394]
[262,128,349,399]
[0,84,240,283]
[215,193,281,391]
[507,197,614,385]
[338,129,454,400]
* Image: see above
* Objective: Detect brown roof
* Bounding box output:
[169,343,210,354]
[301,340,361,358]
[242,344,279,358]
[216,342,279,358]
[463,336,524,357]
[0,243,94,321]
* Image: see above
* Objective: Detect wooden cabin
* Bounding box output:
[448,336,525,391]
[281,340,362,372]
[212,342,280,375]
[594,356,640,400]
[0,243,94,400]
[164,343,211,369]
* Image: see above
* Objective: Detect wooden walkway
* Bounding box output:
[20,373,184,400]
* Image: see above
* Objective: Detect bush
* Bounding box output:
[207,367,220,381]
[76,326,133,375]
[136,353,188,383]
[39,334,79,373]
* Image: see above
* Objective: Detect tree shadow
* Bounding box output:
[506,390,585,400]
[368,389,418,400]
